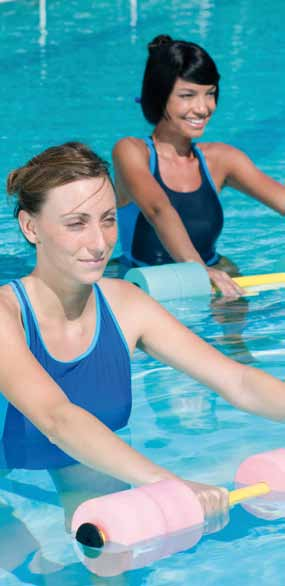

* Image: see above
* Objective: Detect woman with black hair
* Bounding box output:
[113,35,285,297]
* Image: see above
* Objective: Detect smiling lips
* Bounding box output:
[184,117,209,128]
[79,257,105,265]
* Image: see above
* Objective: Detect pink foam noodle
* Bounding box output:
[72,479,204,546]
[234,448,285,519]
[71,478,204,576]
[73,523,204,577]
[235,449,285,491]
[71,447,285,576]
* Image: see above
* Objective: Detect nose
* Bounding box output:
[85,225,106,256]
[193,95,208,116]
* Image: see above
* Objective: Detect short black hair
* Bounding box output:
[141,35,220,125]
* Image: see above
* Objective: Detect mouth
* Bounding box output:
[79,257,106,266]
[184,117,209,129]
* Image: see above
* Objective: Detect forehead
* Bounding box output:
[42,177,115,216]
[172,78,215,92]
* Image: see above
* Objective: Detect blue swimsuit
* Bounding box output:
[118,137,224,266]
[0,280,132,469]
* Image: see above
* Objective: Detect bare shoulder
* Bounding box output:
[0,284,19,316]
[99,276,165,319]
[0,284,23,338]
[99,276,144,306]
[99,276,159,346]
[197,142,251,184]
[99,277,194,356]
[112,137,149,162]
[100,276,175,321]
[112,138,154,203]
[197,141,240,160]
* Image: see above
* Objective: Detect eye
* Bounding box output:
[66,221,86,229]
[103,215,117,226]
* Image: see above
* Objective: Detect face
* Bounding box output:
[21,176,117,285]
[164,78,217,137]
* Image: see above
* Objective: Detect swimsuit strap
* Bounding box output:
[143,137,218,195]
[143,136,157,175]
[192,144,219,195]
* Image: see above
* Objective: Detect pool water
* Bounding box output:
[0,1,285,584]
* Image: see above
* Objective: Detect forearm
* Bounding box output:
[142,315,285,422]
[51,403,230,520]
[192,355,285,421]
[202,360,285,421]
[47,402,176,485]
[147,205,205,264]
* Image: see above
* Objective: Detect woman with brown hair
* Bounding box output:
[1,141,285,534]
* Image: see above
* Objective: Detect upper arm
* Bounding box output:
[0,299,69,435]
[112,138,171,216]
[117,281,242,396]
[221,144,285,214]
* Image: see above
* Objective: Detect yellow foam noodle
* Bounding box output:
[233,273,285,290]
[229,482,270,507]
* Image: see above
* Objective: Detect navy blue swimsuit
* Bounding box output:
[0,280,132,469]
[118,137,224,266]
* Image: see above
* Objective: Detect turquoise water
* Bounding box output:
[1,1,285,584]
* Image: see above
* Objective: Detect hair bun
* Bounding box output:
[6,168,22,195]
[148,35,172,54]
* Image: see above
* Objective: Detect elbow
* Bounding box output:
[273,204,285,217]
[144,202,173,226]
[272,200,285,216]
[39,400,74,445]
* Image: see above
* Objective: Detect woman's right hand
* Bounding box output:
[207,267,244,298]
[185,479,230,534]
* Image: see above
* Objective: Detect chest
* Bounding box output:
[157,155,202,192]
[157,149,226,193]
[33,315,97,362]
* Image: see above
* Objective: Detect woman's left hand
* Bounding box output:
[184,479,230,534]
[207,267,244,298]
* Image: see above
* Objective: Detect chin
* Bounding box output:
[73,269,105,286]
[83,272,105,284]
[190,127,206,137]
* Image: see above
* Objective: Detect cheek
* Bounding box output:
[102,224,118,249]
[41,229,75,252]
[164,96,179,114]
[109,225,118,245]
[169,99,181,114]
[36,220,61,246]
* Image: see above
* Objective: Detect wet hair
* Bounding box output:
[7,141,110,218]
[141,34,220,124]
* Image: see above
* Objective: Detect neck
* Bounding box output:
[152,125,193,157]
[26,270,95,321]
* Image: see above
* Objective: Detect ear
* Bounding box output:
[18,210,40,245]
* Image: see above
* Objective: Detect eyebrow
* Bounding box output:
[61,211,90,219]
[61,207,117,219]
